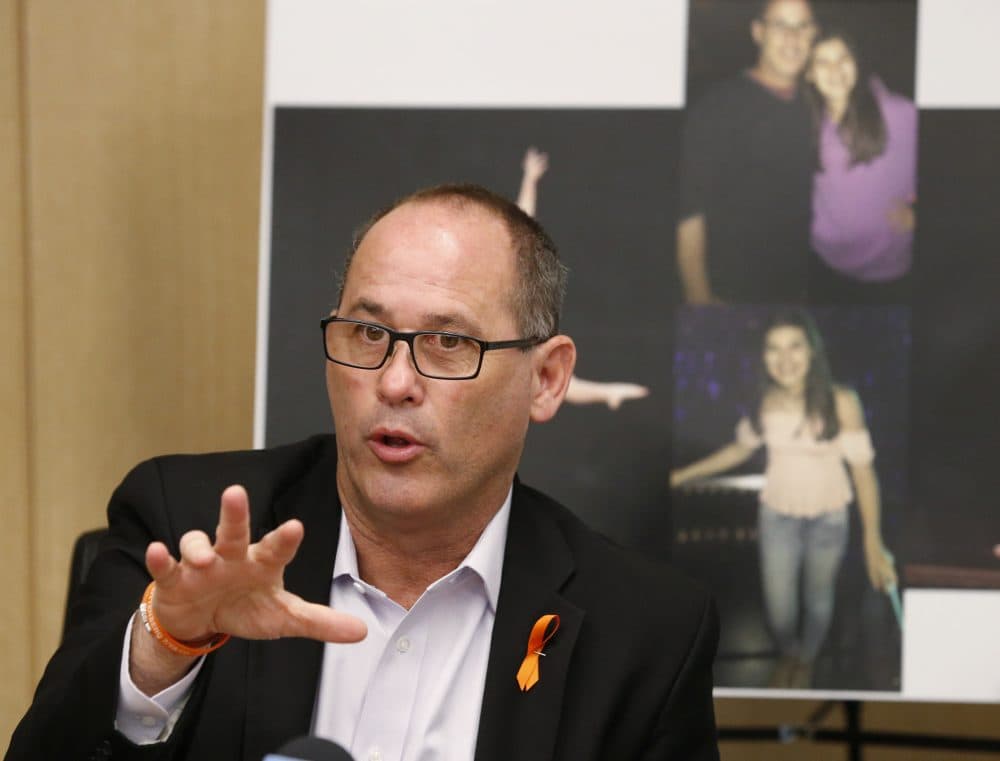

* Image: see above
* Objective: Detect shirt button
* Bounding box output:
[396,636,411,653]
[140,715,158,728]
[353,581,366,595]
[368,748,382,761]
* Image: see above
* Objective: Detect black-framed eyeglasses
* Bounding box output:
[320,317,547,380]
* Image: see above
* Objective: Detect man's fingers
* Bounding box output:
[282,596,367,643]
[179,530,216,567]
[215,485,251,560]
[252,519,304,567]
[145,542,178,583]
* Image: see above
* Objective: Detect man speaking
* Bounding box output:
[9,185,719,760]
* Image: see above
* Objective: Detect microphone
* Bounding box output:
[263,736,355,761]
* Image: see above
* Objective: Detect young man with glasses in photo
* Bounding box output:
[10,185,719,761]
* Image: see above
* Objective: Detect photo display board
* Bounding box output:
[257,0,1000,701]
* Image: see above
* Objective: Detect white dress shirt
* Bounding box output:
[115,489,511,761]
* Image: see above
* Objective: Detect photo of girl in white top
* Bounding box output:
[671,309,897,688]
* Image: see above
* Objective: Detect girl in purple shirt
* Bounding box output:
[804,30,918,300]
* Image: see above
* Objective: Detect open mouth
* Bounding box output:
[368,429,424,463]
[382,434,412,448]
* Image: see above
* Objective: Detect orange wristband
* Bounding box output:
[139,581,230,657]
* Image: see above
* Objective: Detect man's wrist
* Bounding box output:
[139,582,230,657]
[129,613,201,697]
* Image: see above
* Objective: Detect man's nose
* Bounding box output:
[376,340,423,402]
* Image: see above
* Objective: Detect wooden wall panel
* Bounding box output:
[0,0,34,747]
[9,0,265,735]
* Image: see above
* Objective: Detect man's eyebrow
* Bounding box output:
[342,301,482,335]
[343,299,385,319]
[420,312,481,335]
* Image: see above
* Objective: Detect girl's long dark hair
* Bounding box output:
[804,29,886,167]
[752,310,840,440]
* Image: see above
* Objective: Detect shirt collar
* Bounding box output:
[333,486,512,613]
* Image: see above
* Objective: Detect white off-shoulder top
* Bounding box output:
[736,411,874,517]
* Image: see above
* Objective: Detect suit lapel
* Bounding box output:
[243,444,343,759]
[475,482,584,761]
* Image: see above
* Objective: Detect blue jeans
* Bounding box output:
[758,505,849,660]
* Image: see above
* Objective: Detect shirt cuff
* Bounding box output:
[114,611,205,745]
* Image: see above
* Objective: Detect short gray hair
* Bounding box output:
[337,184,568,341]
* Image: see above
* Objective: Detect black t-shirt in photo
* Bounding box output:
[678,73,814,303]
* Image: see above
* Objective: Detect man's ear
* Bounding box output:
[751,19,765,47]
[529,335,576,423]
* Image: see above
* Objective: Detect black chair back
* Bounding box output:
[62,527,109,642]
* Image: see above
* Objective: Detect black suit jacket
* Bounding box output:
[8,436,719,761]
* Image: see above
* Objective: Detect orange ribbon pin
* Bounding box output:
[516,614,560,692]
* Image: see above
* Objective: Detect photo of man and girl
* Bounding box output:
[677,0,917,305]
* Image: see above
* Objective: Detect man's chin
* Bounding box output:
[350,468,441,510]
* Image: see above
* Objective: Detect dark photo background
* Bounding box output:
[906,111,1000,574]
[265,107,683,554]
[264,108,1000,575]
[671,305,907,691]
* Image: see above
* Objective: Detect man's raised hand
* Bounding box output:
[144,484,366,645]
